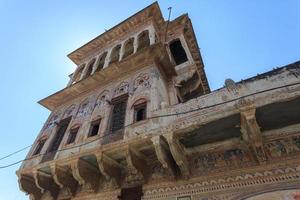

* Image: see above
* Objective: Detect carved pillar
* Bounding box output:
[50,164,78,196]
[119,41,125,61]
[151,135,176,177]
[164,133,190,178]
[95,152,122,187]
[17,174,42,200]
[148,26,156,45]
[240,104,267,164]
[70,158,101,192]
[133,35,138,54]
[103,48,112,69]
[33,169,60,199]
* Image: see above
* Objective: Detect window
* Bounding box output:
[169,39,188,65]
[123,38,134,59]
[73,65,84,83]
[109,44,121,64]
[33,139,46,156]
[134,102,147,122]
[110,95,128,132]
[95,52,107,71]
[88,119,101,137]
[67,127,79,144]
[83,59,96,79]
[42,117,71,162]
[137,30,150,51]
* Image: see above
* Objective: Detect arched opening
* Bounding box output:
[83,59,96,79]
[66,126,79,144]
[133,99,147,122]
[169,39,188,65]
[109,44,121,64]
[95,52,107,71]
[73,65,85,83]
[123,38,134,59]
[137,30,150,52]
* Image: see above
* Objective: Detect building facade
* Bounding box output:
[17,2,300,200]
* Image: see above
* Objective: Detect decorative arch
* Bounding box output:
[73,64,85,83]
[131,97,149,123]
[45,114,59,130]
[114,81,129,97]
[77,98,91,118]
[129,96,149,109]
[63,104,76,119]
[133,73,151,92]
[137,30,150,51]
[95,52,108,71]
[96,90,110,107]
[123,37,134,59]
[83,58,96,78]
[109,44,121,64]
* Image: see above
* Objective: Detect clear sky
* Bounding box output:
[0,0,299,199]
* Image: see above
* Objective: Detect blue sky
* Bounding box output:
[0,0,299,199]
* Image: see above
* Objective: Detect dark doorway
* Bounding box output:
[42,117,71,162]
[119,186,143,200]
[169,39,188,65]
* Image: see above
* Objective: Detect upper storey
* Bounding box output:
[39,2,210,110]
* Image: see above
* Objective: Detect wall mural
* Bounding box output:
[133,73,152,92]
[96,91,110,108]
[114,81,129,97]
[193,148,253,173]
[264,136,300,159]
[77,99,92,118]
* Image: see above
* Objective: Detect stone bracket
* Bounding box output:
[70,158,100,192]
[151,135,176,177]
[50,164,78,196]
[126,145,150,182]
[240,105,267,164]
[164,133,190,178]
[17,173,42,200]
[95,152,122,187]
[33,169,59,199]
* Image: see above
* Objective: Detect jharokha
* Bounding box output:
[17,2,300,200]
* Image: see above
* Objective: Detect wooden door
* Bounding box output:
[120,186,143,200]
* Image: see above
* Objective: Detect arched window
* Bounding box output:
[109,44,121,64]
[133,99,147,122]
[137,30,150,52]
[73,64,85,83]
[123,38,134,59]
[67,126,79,144]
[95,52,107,71]
[169,39,188,65]
[83,59,96,79]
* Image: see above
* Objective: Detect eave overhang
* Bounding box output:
[39,43,176,111]
[67,2,165,65]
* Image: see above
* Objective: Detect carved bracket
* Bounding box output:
[240,106,267,164]
[17,173,42,200]
[33,169,59,199]
[126,145,150,183]
[95,152,122,187]
[50,164,78,196]
[164,133,190,178]
[151,135,176,177]
[70,158,100,192]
